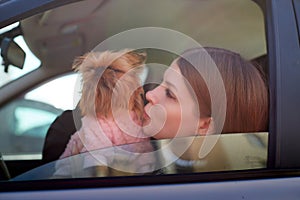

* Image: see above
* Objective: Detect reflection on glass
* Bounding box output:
[12,133,268,181]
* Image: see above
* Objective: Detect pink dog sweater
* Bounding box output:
[60,113,148,159]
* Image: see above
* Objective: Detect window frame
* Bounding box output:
[265,0,300,169]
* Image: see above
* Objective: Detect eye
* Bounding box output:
[165,88,176,100]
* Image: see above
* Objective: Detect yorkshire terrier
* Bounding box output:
[59,49,149,160]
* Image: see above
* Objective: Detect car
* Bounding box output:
[0,0,300,199]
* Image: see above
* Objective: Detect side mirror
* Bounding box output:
[1,37,26,72]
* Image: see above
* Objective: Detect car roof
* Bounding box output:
[2,0,266,71]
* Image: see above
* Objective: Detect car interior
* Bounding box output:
[0,0,268,181]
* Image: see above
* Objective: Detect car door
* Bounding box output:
[0,0,300,199]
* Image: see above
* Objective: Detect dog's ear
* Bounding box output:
[72,54,87,72]
[127,51,147,66]
[71,52,102,75]
[134,51,147,62]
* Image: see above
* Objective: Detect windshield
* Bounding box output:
[0,23,41,88]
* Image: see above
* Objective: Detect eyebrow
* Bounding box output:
[164,80,177,92]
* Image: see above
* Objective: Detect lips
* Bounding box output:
[142,107,151,125]
[143,111,150,120]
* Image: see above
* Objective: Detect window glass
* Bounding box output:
[25,73,81,110]
[11,133,268,181]
[0,0,268,181]
[15,107,59,137]
[0,73,81,158]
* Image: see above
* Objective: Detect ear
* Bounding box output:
[198,117,214,136]
[129,51,147,64]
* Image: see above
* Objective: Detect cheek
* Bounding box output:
[164,105,181,130]
[160,101,199,138]
[151,103,182,139]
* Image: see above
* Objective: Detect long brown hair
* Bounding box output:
[177,47,268,133]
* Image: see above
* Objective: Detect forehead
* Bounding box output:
[164,61,181,80]
[163,62,194,97]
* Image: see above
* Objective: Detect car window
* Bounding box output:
[15,106,60,137]
[0,73,81,159]
[25,73,81,110]
[0,0,269,182]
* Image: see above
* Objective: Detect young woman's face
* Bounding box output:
[142,62,200,139]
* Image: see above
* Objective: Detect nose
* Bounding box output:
[145,88,158,104]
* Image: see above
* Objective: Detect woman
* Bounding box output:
[143,47,268,138]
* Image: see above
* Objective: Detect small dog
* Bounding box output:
[59,49,149,160]
[53,50,158,178]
